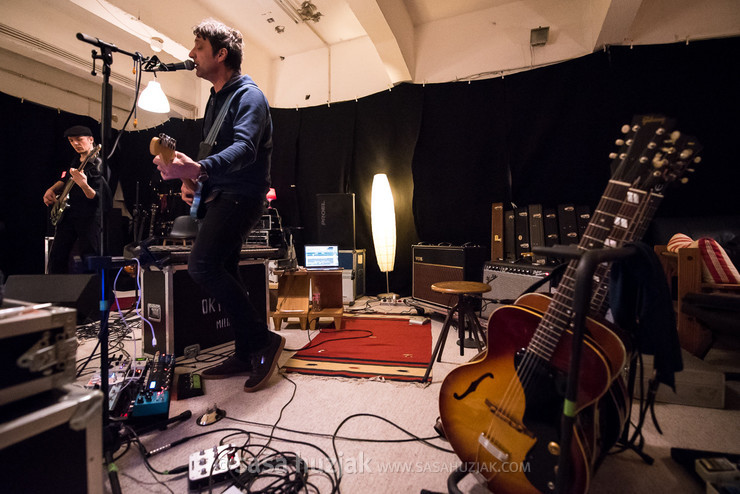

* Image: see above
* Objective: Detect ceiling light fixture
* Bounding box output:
[274,0,322,24]
[138,80,170,113]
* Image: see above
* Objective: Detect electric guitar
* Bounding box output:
[514,133,701,462]
[150,133,201,218]
[438,116,701,493]
[49,144,102,226]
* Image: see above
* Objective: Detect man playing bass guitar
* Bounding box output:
[43,125,110,273]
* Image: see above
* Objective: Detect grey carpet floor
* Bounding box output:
[71,300,739,494]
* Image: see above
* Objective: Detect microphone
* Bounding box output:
[146,59,195,72]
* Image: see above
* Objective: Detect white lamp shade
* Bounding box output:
[138,81,170,113]
[371,173,397,273]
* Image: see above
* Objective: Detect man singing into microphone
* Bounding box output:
[152,19,283,392]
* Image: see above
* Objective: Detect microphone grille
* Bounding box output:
[184,59,195,70]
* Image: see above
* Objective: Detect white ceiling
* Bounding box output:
[1,0,738,128]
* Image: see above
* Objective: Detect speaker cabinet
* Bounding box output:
[411,244,487,309]
[141,260,268,357]
[317,193,356,250]
[481,261,555,319]
[4,274,100,323]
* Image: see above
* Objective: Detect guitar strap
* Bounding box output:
[196,88,241,161]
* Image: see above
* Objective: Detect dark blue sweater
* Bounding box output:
[199,74,272,199]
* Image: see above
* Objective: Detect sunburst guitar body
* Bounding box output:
[439,304,611,494]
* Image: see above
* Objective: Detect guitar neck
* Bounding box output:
[589,190,663,317]
[526,179,632,360]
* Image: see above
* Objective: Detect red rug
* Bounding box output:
[282,317,432,382]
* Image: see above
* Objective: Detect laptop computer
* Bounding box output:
[304,245,341,270]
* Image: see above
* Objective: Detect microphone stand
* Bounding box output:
[76,32,149,494]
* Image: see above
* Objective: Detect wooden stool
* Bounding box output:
[422,281,491,383]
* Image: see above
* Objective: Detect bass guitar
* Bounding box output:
[150,133,202,218]
[49,144,102,226]
[438,116,699,493]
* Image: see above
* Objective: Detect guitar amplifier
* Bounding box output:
[411,244,487,309]
[480,261,556,319]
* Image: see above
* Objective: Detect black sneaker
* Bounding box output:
[243,332,285,392]
[201,355,252,380]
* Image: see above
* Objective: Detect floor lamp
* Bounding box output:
[371,173,397,299]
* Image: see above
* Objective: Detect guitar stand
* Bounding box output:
[610,353,656,465]
[532,245,639,494]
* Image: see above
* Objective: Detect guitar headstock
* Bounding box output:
[85,144,102,160]
[643,131,702,193]
[150,133,177,163]
[609,115,676,186]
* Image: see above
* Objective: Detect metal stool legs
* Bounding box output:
[422,295,486,383]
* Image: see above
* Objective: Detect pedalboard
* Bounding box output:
[127,352,174,419]
[189,444,241,490]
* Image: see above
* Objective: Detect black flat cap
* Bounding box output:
[64,125,93,137]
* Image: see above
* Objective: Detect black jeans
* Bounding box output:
[49,214,101,274]
[188,192,269,360]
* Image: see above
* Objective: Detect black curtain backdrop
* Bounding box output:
[2,37,739,296]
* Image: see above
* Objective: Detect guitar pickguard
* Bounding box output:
[514,350,569,492]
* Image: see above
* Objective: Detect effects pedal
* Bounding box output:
[188,444,241,490]
[127,352,174,420]
[175,373,204,400]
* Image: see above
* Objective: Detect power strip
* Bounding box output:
[188,444,241,491]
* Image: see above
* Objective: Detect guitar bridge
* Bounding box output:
[478,433,510,462]
[485,398,535,438]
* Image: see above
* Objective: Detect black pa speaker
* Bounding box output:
[317,193,356,250]
[4,274,100,323]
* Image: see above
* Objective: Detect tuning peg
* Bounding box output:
[648,142,657,149]
[622,124,631,134]
[687,168,696,173]
[694,156,702,163]
[609,152,618,159]
[619,153,627,160]
[615,139,625,146]
[671,130,681,141]
[640,156,649,163]
[680,177,689,184]
[631,124,640,132]
[680,149,694,159]
[625,139,633,146]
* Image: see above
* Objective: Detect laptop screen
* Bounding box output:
[305,245,340,268]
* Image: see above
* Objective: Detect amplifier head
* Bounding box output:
[481,261,556,319]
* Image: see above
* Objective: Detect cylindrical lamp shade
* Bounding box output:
[371,174,397,273]
[138,81,171,113]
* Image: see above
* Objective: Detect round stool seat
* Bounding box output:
[431,281,491,295]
